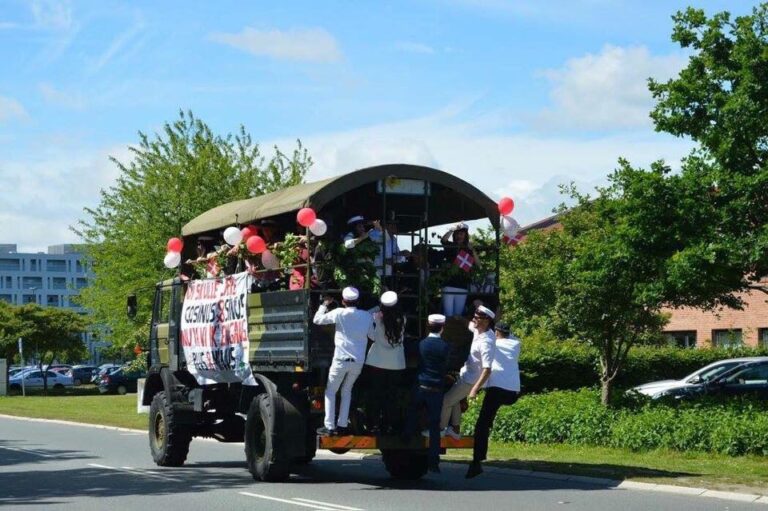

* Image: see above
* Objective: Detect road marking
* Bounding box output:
[239,491,346,510]
[0,445,55,458]
[292,497,364,510]
[87,463,181,482]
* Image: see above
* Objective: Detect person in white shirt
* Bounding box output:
[439,305,496,439]
[466,322,521,479]
[313,286,373,435]
[364,290,406,433]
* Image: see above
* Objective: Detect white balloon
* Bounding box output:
[501,215,520,237]
[163,251,181,269]
[261,249,279,270]
[223,226,243,245]
[309,218,327,236]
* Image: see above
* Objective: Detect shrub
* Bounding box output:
[462,388,768,456]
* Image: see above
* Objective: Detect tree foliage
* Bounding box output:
[74,110,312,350]
[649,4,768,283]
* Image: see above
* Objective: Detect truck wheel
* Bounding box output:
[382,449,429,480]
[149,391,192,467]
[245,393,291,481]
[295,417,319,464]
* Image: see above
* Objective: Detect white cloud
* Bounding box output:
[0,144,130,252]
[534,45,687,131]
[394,41,435,54]
[209,27,342,63]
[38,82,85,109]
[31,0,74,31]
[0,96,29,122]
[91,17,145,72]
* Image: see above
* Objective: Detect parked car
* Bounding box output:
[98,367,145,395]
[631,357,768,400]
[67,365,98,386]
[9,369,74,391]
[44,364,72,373]
[9,367,34,378]
[90,364,121,384]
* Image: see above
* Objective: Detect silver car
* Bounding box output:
[9,369,74,391]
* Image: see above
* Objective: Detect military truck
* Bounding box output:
[135,164,501,481]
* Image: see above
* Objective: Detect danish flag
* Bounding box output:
[454,250,475,272]
[503,233,524,247]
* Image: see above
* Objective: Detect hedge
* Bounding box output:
[519,344,768,393]
[462,388,768,456]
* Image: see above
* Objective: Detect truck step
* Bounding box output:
[318,435,474,450]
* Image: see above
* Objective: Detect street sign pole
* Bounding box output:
[18,338,25,397]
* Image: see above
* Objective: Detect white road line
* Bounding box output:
[292,497,364,510]
[87,463,181,482]
[239,491,337,510]
[0,445,55,458]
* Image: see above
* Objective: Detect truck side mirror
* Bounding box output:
[126,294,137,320]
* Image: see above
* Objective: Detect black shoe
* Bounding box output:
[465,461,483,479]
[336,426,351,436]
[428,463,441,473]
[316,426,335,436]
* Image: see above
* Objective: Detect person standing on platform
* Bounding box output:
[466,322,521,478]
[439,305,496,439]
[405,314,450,473]
[313,286,373,435]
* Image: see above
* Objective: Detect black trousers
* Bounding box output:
[405,385,444,466]
[365,366,404,431]
[473,387,519,463]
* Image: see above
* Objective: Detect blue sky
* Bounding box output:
[0,0,749,251]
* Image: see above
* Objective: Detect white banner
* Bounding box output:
[181,272,257,386]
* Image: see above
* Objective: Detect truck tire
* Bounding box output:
[149,391,192,467]
[295,417,319,464]
[381,449,429,480]
[245,393,291,481]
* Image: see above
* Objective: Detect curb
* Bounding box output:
[1,414,765,504]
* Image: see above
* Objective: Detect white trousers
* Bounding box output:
[442,286,468,317]
[324,360,363,429]
[440,380,473,430]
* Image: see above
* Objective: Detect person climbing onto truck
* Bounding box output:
[364,290,406,433]
[313,286,373,436]
[439,305,495,440]
[404,313,450,473]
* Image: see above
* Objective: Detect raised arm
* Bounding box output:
[313,298,339,325]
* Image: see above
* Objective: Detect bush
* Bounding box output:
[463,389,768,456]
[520,344,768,393]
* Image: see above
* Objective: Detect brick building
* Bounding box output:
[520,216,768,349]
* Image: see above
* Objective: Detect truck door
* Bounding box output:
[150,283,173,367]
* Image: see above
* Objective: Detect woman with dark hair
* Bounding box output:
[364,291,406,433]
[441,222,477,317]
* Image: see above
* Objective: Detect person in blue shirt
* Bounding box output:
[404,314,451,473]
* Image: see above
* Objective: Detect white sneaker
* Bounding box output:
[444,426,461,440]
[421,429,446,438]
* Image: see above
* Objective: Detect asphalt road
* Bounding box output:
[0,416,760,511]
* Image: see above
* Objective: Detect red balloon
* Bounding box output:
[498,197,515,216]
[246,235,266,254]
[241,225,258,241]
[297,207,317,228]
[167,237,183,253]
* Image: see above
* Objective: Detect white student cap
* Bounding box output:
[428,314,446,325]
[380,291,398,307]
[475,305,495,319]
[342,286,360,301]
[347,215,365,224]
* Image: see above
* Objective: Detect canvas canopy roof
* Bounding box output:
[182,164,498,236]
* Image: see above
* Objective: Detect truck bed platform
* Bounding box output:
[318,435,474,450]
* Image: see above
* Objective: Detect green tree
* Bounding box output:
[74,110,312,351]
[649,4,768,286]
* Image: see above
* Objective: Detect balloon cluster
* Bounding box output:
[497,196,521,242]
[163,237,183,269]
[297,207,327,236]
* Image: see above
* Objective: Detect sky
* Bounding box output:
[0,0,751,252]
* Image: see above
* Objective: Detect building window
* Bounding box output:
[75,278,88,289]
[30,259,38,271]
[22,276,43,289]
[76,260,85,273]
[0,258,20,271]
[22,294,37,304]
[759,329,768,349]
[712,329,743,348]
[46,260,67,272]
[46,295,60,306]
[51,277,67,290]
[4,276,11,288]
[664,331,697,348]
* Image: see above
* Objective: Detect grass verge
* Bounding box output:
[1,393,766,495]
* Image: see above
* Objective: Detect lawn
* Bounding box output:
[1,392,766,495]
